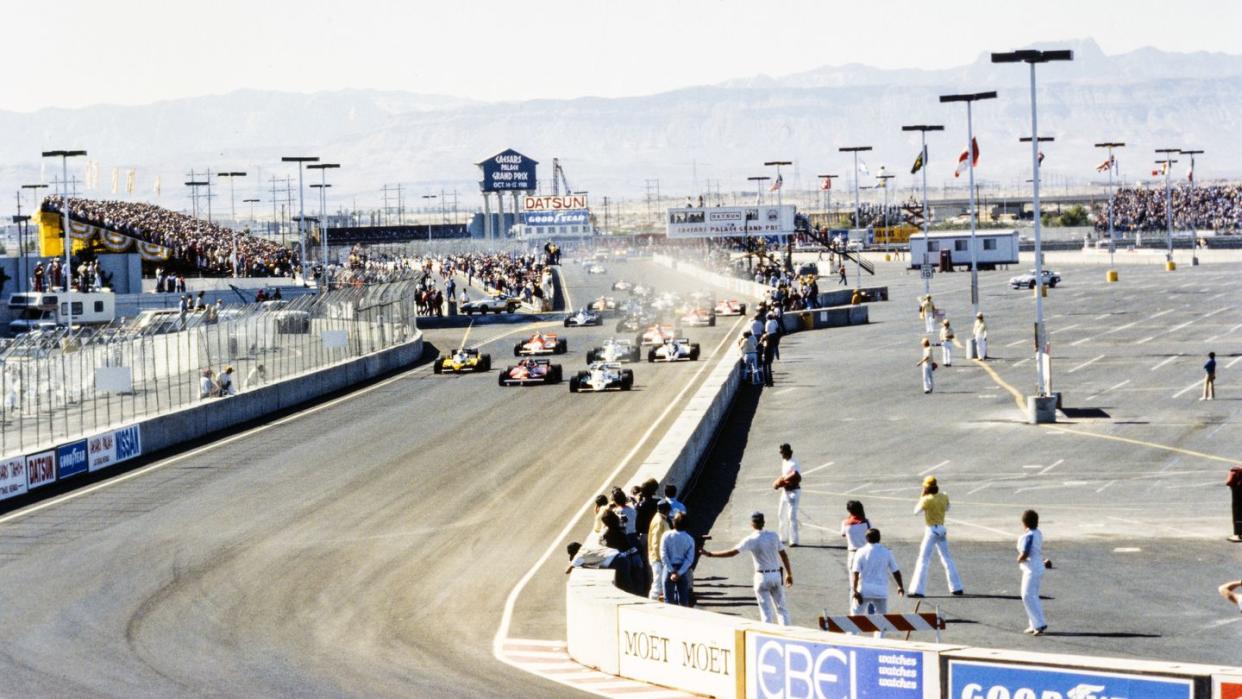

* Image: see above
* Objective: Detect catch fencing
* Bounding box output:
[0,280,420,460]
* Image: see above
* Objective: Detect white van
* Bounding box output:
[7,291,116,334]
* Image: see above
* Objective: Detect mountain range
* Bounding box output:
[2,38,1238,217]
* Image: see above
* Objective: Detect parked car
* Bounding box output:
[1009,269,1061,290]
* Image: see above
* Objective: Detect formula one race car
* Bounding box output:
[636,323,679,346]
[586,338,642,364]
[563,308,604,327]
[678,306,717,327]
[569,362,634,392]
[433,347,492,374]
[630,284,654,299]
[498,358,563,386]
[612,280,634,291]
[589,296,619,311]
[587,264,607,275]
[514,332,568,356]
[648,337,701,363]
[650,292,683,314]
[714,298,748,316]
[616,311,654,333]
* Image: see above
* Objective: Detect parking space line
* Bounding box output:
[1202,307,1230,318]
[1042,425,1236,464]
[945,516,1011,537]
[1228,355,1242,369]
[1050,323,1081,335]
[802,461,836,477]
[1085,379,1129,402]
[1151,309,1176,319]
[1151,354,1182,371]
[918,460,950,476]
[1038,458,1065,475]
[843,481,872,494]
[1136,335,1157,345]
[1172,380,1202,399]
[1096,480,1116,493]
[1005,339,1026,348]
[1013,357,1031,367]
[1102,320,1138,335]
[1067,355,1104,373]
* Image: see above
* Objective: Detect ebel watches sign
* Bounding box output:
[477,149,538,192]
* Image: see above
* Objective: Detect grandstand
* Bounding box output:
[1092,184,1242,233]
[39,196,300,277]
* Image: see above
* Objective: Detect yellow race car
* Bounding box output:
[433,348,492,374]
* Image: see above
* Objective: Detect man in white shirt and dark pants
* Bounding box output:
[774,443,801,546]
[851,528,905,637]
[702,511,794,625]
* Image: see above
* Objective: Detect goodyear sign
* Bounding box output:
[949,660,1192,699]
[478,149,538,192]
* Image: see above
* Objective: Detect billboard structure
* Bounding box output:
[475,148,539,241]
[666,205,795,238]
[517,194,592,237]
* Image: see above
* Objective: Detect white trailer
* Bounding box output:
[7,291,116,334]
[908,230,1019,270]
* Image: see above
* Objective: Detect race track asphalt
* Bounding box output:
[0,256,746,698]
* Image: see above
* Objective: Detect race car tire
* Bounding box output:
[481,354,491,371]
[621,370,634,390]
[498,372,507,386]
[739,304,747,316]
[564,319,572,327]
[1049,279,1058,288]
[569,375,580,393]
[433,358,443,374]
[709,315,716,327]
[690,344,701,361]
[556,339,568,354]
[648,349,657,363]
[514,343,524,357]
[550,366,563,384]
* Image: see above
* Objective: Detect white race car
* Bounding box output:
[648,338,701,363]
[589,296,618,311]
[612,280,634,291]
[715,298,748,316]
[587,264,607,275]
[569,362,634,392]
[586,338,642,364]
[563,308,604,327]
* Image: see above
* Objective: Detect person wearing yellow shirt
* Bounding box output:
[647,501,672,600]
[908,475,964,597]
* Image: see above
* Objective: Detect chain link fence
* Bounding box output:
[0,280,420,459]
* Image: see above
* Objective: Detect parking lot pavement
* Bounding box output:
[682,258,1242,665]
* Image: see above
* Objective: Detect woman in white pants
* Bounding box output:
[939,319,955,367]
[1017,509,1047,635]
[973,312,988,360]
[908,476,963,597]
[916,338,935,394]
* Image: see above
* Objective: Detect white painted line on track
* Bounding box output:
[1093,313,1112,320]
[1005,339,1027,348]
[1038,459,1065,476]
[1103,320,1139,335]
[1013,357,1031,367]
[1202,306,1230,318]
[843,481,873,494]
[1096,480,1116,493]
[772,387,798,396]
[1135,335,1157,345]
[1085,379,1129,402]
[1067,355,1104,373]
[1070,337,1092,346]
[966,481,992,495]
[1150,308,1176,319]
[945,516,1011,537]
[494,313,745,663]
[1151,355,1182,371]
[1228,355,1242,369]
[1049,323,1080,335]
[1173,380,1203,399]
[918,459,950,476]
[802,461,836,477]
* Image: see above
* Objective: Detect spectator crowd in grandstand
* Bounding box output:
[1092,184,1242,234]
[41,196,300,277]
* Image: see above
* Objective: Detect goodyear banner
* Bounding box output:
[38,210,170,261]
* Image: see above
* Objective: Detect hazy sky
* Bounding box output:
[6,0,1242,112]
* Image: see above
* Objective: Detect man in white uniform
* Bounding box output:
[702,511,793,625]
[1017,509,1047,635]
[774,443,801,546]
[851,528,905,637]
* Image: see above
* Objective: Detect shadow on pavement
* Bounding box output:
[682,382,764,539]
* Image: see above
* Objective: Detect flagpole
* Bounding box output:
[1095,143,1124,271]
[1156,148,1179,266]
[903,124,943,299]
[1180,148,1203,264]
[939,91,995,318]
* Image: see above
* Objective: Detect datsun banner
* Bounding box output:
[746,631,933,698]
[26,450,56,489]
[949,660,1193,699]
[0,456,28,501]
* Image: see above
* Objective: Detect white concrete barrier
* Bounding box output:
[652,254,769,300]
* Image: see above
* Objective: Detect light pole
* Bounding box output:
[21,183,49,292]
[747,176,769,206]
[422,194,438,242]
[839,146,872,288]
[816,174,838,219]
[764,161,792,270]
[1180,148,1204,264]
[901,124,944,296]
[307,162,340,291]
[1094,142,1125,272]
[243,197,260,233]
[217,171,247,277]
[993,47,1072,412]
[282,155,319,286]
[938,90,997,317]
[41,150,87,318]
[1155,148,1180,268]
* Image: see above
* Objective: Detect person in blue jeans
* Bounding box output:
[1203,351,1217,400]
[661,513,695,606]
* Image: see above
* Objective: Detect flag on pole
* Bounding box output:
[126,169,136,194]
[1037,151,1045,167]
[858,159,871,177]
[877,166,888,187]
[953,138,980,178]
[1095,157,1113,173]
[910,146,926,175]
[770,173,783,192]
[820,176,832,191]
[154,176,162,197]
[1187,164,1194,183]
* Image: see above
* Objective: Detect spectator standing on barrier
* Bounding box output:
[661,513,695,606]
[973,312,988,359]
[701,511,793,625]
[1017,509,1047,636]
[1202,351,1217,401]
[851,529,905,636]
[939,319,955,367]
[750,311,765,341]
[908,476,964,598]
[600,508,642,596]
[917,338,936,394]
[774,443,801,547]
[739,330,761,386]
[661,484,687,517]
[634,479,660,553]
[765,311,781,361]
[761,315,778,388]
[611,488,639,551]
[647,501,672,600]
[217,366,237,397]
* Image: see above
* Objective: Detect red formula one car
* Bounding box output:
[514,332,568,356]
[715,298,748,316]
[498,358,563,386]
[678,306,717,327]
[636,323,680,346]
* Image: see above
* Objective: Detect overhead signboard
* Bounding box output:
[478,149,538,192]
[948,660,1193,699]
[667,205,795,238]
[746,631,935,699]
[521,210,589,226]
[523,194,587,211]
